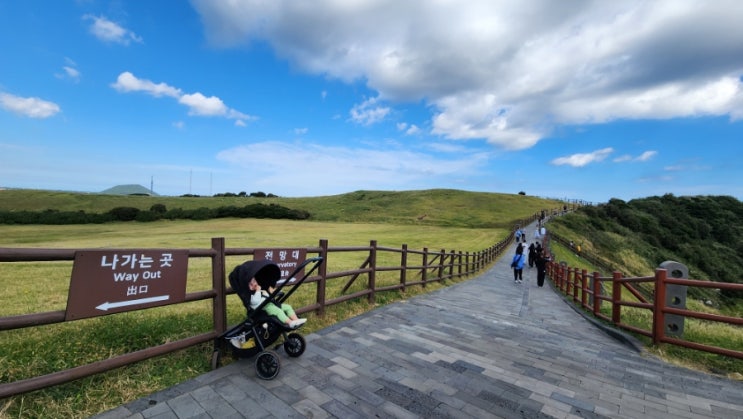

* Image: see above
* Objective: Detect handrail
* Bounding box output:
[545,260,743,360]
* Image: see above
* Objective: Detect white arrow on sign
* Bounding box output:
[96,295,170,311]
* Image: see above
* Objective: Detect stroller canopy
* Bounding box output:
[228,259,281,309]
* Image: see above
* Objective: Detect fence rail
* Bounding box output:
[546,262,743,360]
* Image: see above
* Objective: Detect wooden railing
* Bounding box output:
[546,261,743,360]
[0,234,514,398]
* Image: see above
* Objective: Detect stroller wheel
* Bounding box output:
[283,333,306,358]
[255,350,281,380]
[210,350,221,370]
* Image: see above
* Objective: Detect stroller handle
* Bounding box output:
[274,256,323,305]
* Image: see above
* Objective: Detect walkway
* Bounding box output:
[93,239,743,418]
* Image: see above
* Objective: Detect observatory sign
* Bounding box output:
[66,249,189,320]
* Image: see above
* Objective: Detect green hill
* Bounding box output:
[0,188,566,229]
[548,194,742,300]
[100,184,158,196]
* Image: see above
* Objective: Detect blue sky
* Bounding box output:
[1,1,742,204]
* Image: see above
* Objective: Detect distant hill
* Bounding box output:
[100,184,158,196]
[0,188,566,229]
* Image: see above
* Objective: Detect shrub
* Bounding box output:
[150,204,167,214]
[108,207,140,221]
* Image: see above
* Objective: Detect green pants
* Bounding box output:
[264,302,295,323]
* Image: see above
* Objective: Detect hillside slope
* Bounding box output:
[548,194,742,290]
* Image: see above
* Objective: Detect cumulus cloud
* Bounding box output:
[83,14,143,45]
[111,72,255,124]
[191,0,743,149]
[111,72,182,98]
[552,147,614,167]
[0,92,60,118]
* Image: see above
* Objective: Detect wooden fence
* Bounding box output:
[547,261,743,360]
[0,235,512,398]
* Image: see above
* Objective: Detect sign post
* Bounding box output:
[254,248,307,282]
[65,249,189,320]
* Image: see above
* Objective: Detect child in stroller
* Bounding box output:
[215,257,322,380]
[247,276,306,329]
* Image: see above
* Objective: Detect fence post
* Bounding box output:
[211,237,226,335]
[653,268,667,345]
[572,268,580,303]
[449,250,456,280]
[561,263,568,293]
[592,271,602,316]
[317,239,328,316]
[368,240,377,304]
[580,268,588,308]
[400,244,408,292]
[438,249,446,282]
[611,271,622,325]
[422,248,428,288]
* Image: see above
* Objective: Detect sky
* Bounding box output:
[1,1,742,204]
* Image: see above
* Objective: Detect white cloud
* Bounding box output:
[350,97,390,125]
[111,72,181,98]
[56,58,81,82]
[192,0,743,149]
[552,147,614,167]
[111,72,255,124]
[0,93,61,118]
[63,66,81,80]
[294,128,308,135]
[83,14,143,45]
[635,151,657,162]
[179,93,228,116]
[613,150,656,163]
[397,122,421,135]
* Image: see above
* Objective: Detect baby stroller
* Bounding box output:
[214,256,323,380]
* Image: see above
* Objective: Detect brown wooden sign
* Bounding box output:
[254,248,307,281]
[65,249,189,320]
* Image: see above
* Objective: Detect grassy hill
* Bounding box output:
[548,194,743,300]
[0,188,565,228]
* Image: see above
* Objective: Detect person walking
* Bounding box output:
[511,244,526,283]
[528,242,536,268]
[535,250,550,287]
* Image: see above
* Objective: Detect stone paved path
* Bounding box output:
[93,235,743,418]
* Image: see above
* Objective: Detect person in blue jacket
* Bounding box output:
[511,244,526,283]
